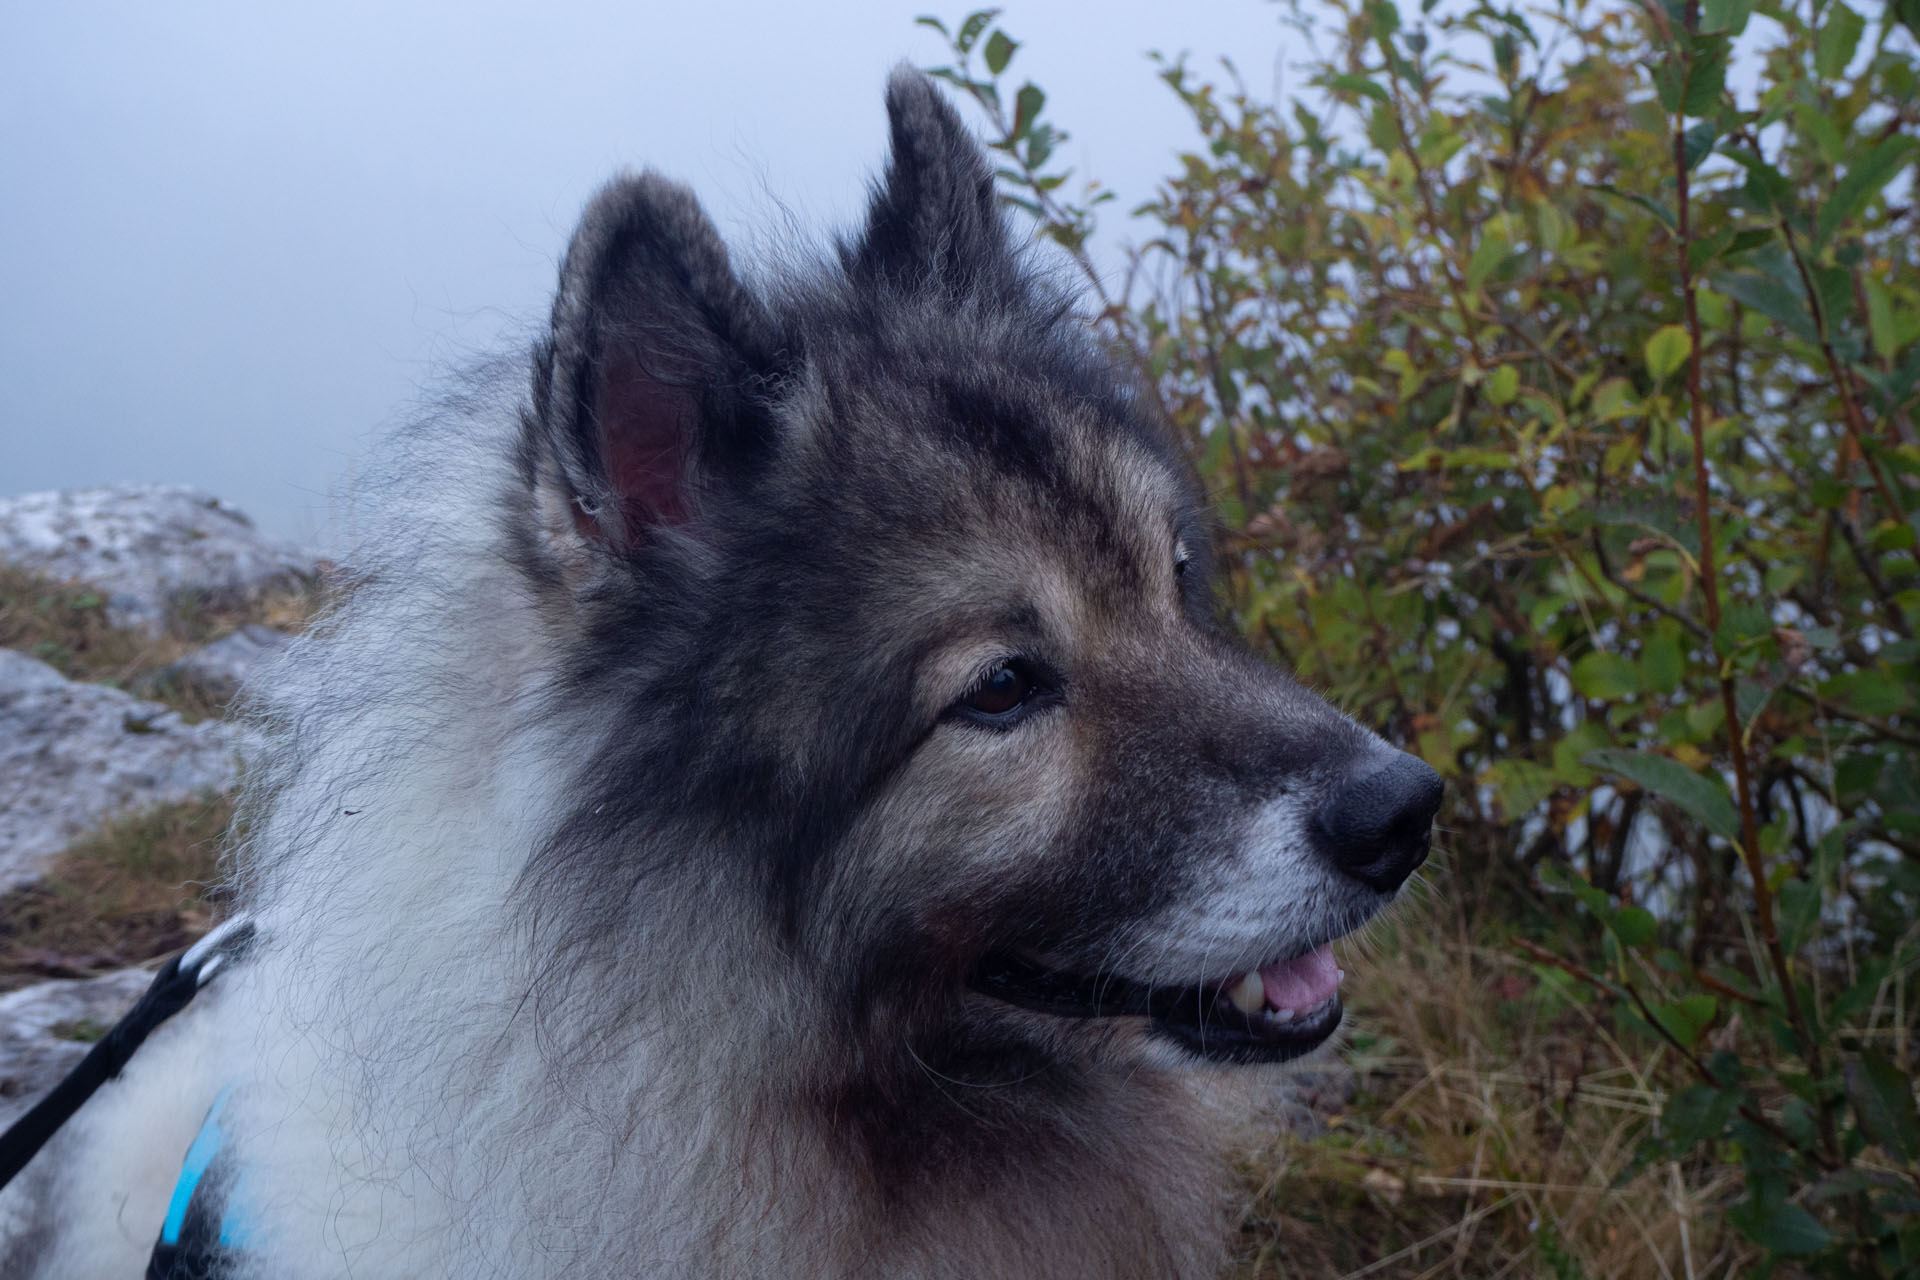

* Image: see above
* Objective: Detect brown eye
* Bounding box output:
[961,661,1037,718]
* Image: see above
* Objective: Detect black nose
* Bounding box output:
[1315,752,1443,892]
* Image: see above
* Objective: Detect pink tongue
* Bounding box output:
[1259,945,1339,1012]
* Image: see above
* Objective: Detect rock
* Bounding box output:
[0,486,317,634]
[0,651,255,889]
[0,968,153,1130]
[151,624,292,703]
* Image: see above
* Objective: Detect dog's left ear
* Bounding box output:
[845,68,1018,296]
[531,172,779,550]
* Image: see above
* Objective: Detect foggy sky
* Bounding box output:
[1,2,1297,545]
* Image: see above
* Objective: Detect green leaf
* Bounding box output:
[1653,58,1684,114]
[1820,669,1916,717]
[983,29,1017,75]
[1572,652,1639,700]
[1025,121,1057,167]
[1441,446,1518,469]
[1836,750,1885,802]
[1795,102,1848,165]
[1013,83,1045,139]
[1589,183,1677,231]
[1714,600,1773,652]
[1682,33,1730,116]
[1641,630,1685,694]
[1701,0,1756,34]
[1652,993,1717,1048]
[1662,1083,1737,1145]
[1866,278,1901,359]
[1725,150,1794,215]
[1899,0,1920,41]
[1847,1049,1920,1160]
[1712,271,1820,344]
[1682,120,1718,171]
[1491,759,1557,816]
[1729,1185,1832,1255]
[1487,364,1520,405]
[955,8,997,54]
[1777,1097,1819,1147]
[1316,72,1390,103]
[1720,225,1774,260]
[1466,226,1510,292]
[1779,876,1823,950]
[1645,324,1693,382]
[1591,377,1635,420]
[1612,905,1658,948]
[1809,472,1848,509]
[1815,1,1865,78]
[1584,749,1741,842]
[1814,137,1920,250]
[1832,952,1891,1023]
[1492,30,1517,78]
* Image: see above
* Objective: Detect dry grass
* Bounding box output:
[0,793,233,991]
[1227,898,1765,1280]
[0,562,322,988]
[0,560,327,720]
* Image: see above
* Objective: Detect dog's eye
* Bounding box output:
[957,660,1039,721]
[1174,538,1191,578]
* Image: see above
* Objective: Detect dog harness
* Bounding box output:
[146,1087,257,1279]
[0,918,257,1278]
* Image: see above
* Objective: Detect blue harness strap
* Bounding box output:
[147,1087,257,1279]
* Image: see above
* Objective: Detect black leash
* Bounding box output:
[0,916,255,1191]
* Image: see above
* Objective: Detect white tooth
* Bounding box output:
[1227,971,1266,1015]
[1273,1007,1296,1024]
[1337,968,1346,981]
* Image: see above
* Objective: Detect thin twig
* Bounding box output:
[1669,15,1824,1129]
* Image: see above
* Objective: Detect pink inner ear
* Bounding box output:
[589,345,694,540]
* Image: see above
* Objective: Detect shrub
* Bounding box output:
[926,1,1919,1271]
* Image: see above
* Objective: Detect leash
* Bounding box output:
[0,915,255,1191]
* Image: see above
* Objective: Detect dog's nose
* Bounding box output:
[1315,752,1443,892]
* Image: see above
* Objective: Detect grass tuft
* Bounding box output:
[0,561,326,719]
[0,794,234,991]
[1228,899,1763,1279]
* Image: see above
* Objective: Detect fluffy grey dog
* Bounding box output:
[0,70,1438,1279]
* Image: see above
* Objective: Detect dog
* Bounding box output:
[0,69,1440,1279]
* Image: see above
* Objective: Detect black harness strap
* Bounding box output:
[0,917,255,1191]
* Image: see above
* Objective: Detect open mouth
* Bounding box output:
[970,944,1347,1065]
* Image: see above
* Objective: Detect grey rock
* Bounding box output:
[0,650,255,888]
[0,968,153,1130]
[154,624,293,703]
[0,485,317,634]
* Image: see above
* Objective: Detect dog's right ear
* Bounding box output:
[530,173,778,550]
[845,68,1018,297]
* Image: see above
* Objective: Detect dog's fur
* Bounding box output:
[1,72,1425,1279]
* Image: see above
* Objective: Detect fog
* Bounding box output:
[1,2,1301,545]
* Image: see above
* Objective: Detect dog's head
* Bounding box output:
[519,70,1439,1069]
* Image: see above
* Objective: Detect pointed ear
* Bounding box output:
[531,173,777,549]
[845,68,1017,294]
